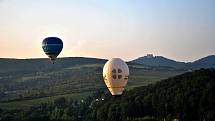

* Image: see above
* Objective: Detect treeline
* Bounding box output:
[89,68,215,121]
[0,91,103,121]
[0,69,215,121]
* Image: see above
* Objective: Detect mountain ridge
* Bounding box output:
[1,55,215,70]
[131,54,215,69]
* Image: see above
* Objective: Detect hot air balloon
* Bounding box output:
[103,58,129,96]
[42,37,63,64]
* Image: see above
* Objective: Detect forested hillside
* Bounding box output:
[90,68,215,121]
[0,69,214,121]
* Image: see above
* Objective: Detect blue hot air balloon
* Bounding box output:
[42,37,63,63]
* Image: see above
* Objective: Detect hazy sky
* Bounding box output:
[0,0,215,61]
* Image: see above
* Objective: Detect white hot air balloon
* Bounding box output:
[103,58,129,96]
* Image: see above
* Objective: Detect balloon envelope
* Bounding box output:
[42,37,63,62]
[103,58,129,96]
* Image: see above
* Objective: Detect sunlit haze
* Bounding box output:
[0,0,215,61]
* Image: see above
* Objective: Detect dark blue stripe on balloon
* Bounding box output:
[42,37,63,45]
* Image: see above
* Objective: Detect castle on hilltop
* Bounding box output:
[146,54,154,58]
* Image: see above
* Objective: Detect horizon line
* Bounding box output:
[0,54,214,63]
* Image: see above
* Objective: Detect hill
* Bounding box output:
[0,69,214,121]
[186,55,215,70]
[0,57,106,75]
[131,54,215,70]
[0,57,106,102]
[0,57,183,108]
[131,54,186,69]
[90,68,215,121]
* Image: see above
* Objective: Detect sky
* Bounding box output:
[0,0,215,61]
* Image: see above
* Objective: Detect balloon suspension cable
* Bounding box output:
[49,59,55,64]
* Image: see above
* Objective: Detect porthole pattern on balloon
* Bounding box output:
[112,68,123,80]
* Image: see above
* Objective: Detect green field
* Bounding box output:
[0,92,91,110]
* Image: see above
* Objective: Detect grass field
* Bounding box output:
[0,91,92,110]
